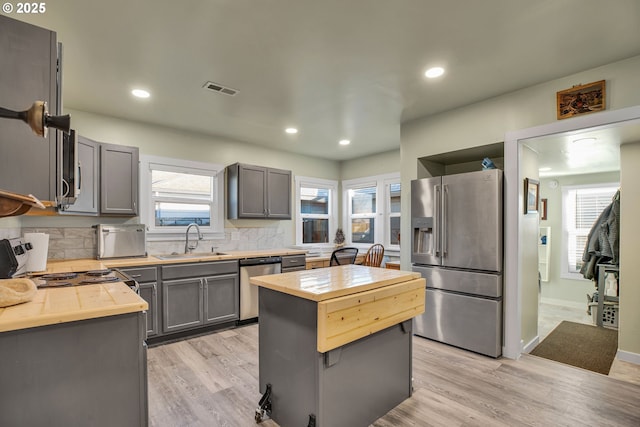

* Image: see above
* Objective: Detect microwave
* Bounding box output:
[56,128,80,208]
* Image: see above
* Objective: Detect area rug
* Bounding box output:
[530,321,618,375]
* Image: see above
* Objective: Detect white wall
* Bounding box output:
[401,54,640,358]
[539,172,620,306]
[340,149,400,181]
[520,145,540,349]
[619,141,640,358]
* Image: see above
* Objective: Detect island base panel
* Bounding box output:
[259,287,412,427]
[0,312,147,427]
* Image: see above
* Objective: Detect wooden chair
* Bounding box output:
[329,247,359,266]
[360,244,385,267]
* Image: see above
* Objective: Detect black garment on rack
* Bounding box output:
[580,190,620,280]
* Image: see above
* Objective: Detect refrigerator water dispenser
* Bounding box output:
[412,217,434,255]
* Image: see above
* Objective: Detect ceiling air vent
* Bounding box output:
[203,81,238,96]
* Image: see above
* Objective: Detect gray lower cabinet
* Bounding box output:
[281,254,306,272]
[0,15,59,201]
[226,163,291,219]
[0,312,147,427]
[139,282,159,336]
[162,260,239,334]
[119,266,160,337]
[163,277,204,332]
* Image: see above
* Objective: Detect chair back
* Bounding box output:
[330,247,359,266]
[362,244,385,267]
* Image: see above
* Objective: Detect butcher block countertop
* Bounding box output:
[251,264,426,352]
[40,248,308,273]
[0,282,148,333]
[250,264,421,301]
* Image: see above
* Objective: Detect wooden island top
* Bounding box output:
[252,264,425,353]
[0,282,148,333]
[250,263,421,301]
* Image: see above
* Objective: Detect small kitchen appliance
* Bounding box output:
[0,237,32,278]
[96,224,147,259]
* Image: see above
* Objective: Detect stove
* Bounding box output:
[34,268,139,293]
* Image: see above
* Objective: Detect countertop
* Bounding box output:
[250,264,421,302]
[0,249,307,333]
[41,248,308,273]
[0,281,148,333]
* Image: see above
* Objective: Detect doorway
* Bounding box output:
[503,104,640,359]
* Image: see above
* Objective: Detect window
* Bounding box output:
[140,155,224,237]
[343,173,401,251]
[561,183,618,279]
[295,176,338,245]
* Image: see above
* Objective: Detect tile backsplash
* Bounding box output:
[20,225,288,260]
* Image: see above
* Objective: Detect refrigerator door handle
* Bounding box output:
[442,184,448,256]
[434,184,441,256]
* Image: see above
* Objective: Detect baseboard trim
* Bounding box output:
[616,349,640,365]
[522,336,540,354]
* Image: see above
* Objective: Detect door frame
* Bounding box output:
[503,104,640,359]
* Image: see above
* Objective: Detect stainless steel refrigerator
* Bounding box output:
[411,169,503,357]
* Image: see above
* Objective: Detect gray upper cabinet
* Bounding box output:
[0,15,58,201]
[226,163,291,219]
[60,138,138,216]
[100,142,139,215]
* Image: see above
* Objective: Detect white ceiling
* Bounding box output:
[7,0,640,165]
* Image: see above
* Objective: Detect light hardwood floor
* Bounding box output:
[147,323,640,426]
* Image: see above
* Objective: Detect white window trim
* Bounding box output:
[294,176,338,247]
[560,182,618,280]
[342,172,400,252]
[140,154,225,241]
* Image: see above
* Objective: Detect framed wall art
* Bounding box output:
[524,178,539,214]
[556,80,605,120]
[540,198,548,220]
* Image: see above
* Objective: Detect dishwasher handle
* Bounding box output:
[239,256,282,267]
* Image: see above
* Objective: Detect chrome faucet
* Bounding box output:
[184,223,203,253]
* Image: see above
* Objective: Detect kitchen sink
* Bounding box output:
[155,252,227,260]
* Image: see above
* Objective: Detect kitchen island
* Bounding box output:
[250,264,425,427]
[0,282,148,427]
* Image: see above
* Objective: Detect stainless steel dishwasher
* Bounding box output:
[239,256,282,322]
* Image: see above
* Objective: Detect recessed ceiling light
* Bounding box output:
[285,127,298,134]
[539,167,552,172]
[424,67,445,79]
[339,139,351,146]
[131,89,150,98]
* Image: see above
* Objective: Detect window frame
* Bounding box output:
[560,182,619,280]
[140,155,225,240]
[342,173,401,252]
[294,176,338,247]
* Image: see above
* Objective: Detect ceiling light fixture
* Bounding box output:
[339,139,351,146]
[285,127,298,134]
[539,167,552,172]
[131,89,150,98]
[424,67,445,78]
